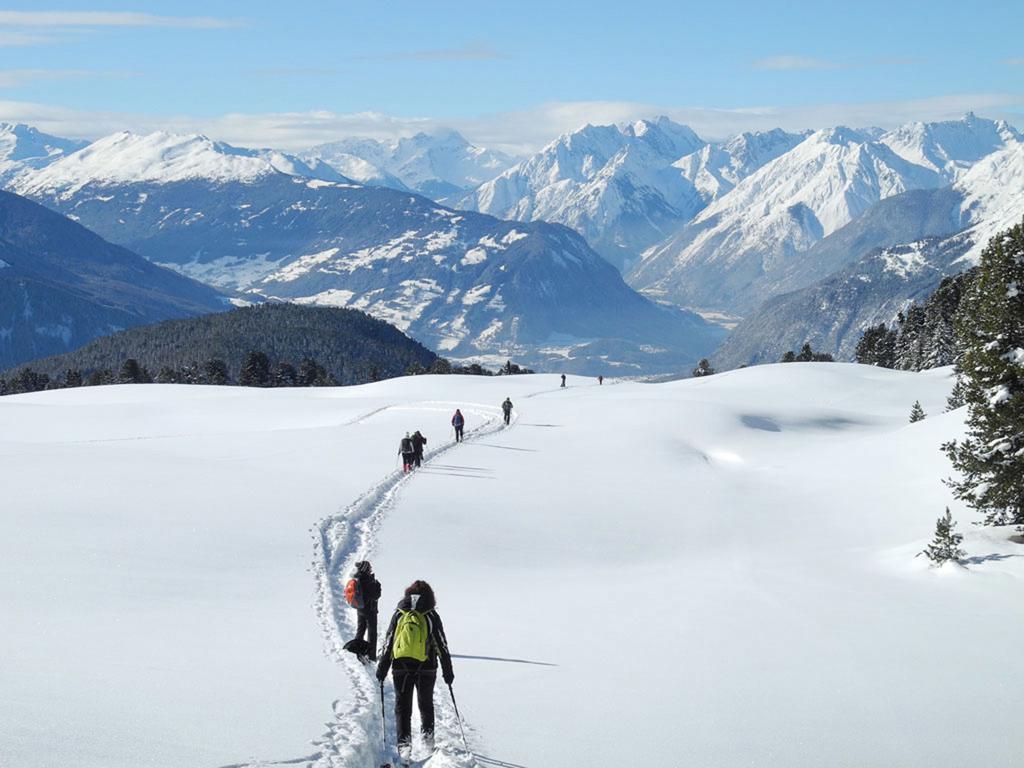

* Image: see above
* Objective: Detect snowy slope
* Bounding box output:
[12,130,347,196]
[458,117,707,270]
[3,365,1021,768]
[301,130,514,200]
[0,122,86,184]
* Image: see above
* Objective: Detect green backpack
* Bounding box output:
[392,609,429,661]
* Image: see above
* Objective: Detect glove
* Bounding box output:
[443,670,454,686]
[376,667,387,683]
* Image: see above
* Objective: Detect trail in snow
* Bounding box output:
[226,400,516,768]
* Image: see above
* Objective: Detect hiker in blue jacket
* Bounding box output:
[376,580,454,759]
[451,408,465,442]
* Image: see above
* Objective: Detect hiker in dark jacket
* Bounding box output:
[343,560,382,661]
[399,432,416,473]
[376,580,454,757]
[411,430,427,468]
[451,409,465,442]
[501,397,513,425]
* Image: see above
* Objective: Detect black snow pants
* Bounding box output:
[503,411,511,425]
[454,425,464,441]
[355,607,377,660]
[393,664,437,746]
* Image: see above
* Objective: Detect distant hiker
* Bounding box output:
[451,409,465,442]
[598,375,604,385]
[399,432,416,473]
[561,374,566,388]
[411,430,427,468]
[501,397,513,425]
[376,580,455,761]
[342,560,382,662]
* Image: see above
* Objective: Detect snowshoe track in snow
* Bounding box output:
[228,401,509,768]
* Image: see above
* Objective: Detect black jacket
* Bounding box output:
[411,432,427,456]
[376,592,454,682]
[355,569,381,612]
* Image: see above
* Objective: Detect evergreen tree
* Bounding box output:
[62,369,83,388]
[274,361,297,387]
[796,342,816,362]
[692,358,715,377]
[909,401,926,423]
[86,369,114,387]
[9,367,50,393]
[855,323,898,368]
[895,304,927,370]
[780,350,796,363]
[202,359,230,385]
[297,358,322,387]
[118,358,150,384]
[920,508,966,565]
[946,375,967,411]
[944,221,1024,527]
[155,367,180,384]
[239,351,272,387]
[429,358,453,375]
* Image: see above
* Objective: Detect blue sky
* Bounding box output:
[1,1,1021,151]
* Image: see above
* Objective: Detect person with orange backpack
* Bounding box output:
[342,560,382,662]
[376,580,454,762]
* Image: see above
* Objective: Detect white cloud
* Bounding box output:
[1004,58,1024,67]
[0,94,1020,155]
[754,55,841,71]
[0,69,88,88]
[351,44,507,62]
[0,32,57,46]
[0,11,240,28]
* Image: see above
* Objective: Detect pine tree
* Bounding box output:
[944,221,1024,527]
[909,401,926,422]
[921,508,966,565]
[780,350,796,363]
[63,369,83,388]
[692,358,715,377]
[202,359,230,385]
[239,351,272,387]
[946,375,967,411]
[274,361,297,387]
[156,367,180,384]
[855,323,898,368]
[118,358,149,384]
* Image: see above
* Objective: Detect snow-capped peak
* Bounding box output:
[880,113,1022,181]
[301,129,514,199]
[13,131,345,196]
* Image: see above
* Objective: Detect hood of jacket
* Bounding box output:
[397,592,436,613]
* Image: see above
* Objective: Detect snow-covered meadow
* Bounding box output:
[1,365,1020,767]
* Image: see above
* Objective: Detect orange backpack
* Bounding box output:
[344,577,363,609]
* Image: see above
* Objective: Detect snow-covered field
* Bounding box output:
[2,365,1021,767]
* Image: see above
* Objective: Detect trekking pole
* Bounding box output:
[379,680,391,768]
[447,683,470,752]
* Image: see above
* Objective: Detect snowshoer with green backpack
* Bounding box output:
[376,580,454,761]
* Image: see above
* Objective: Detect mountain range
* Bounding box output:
[300,129,515,200]
[2,112,1021,376]
[7,129,722,374]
